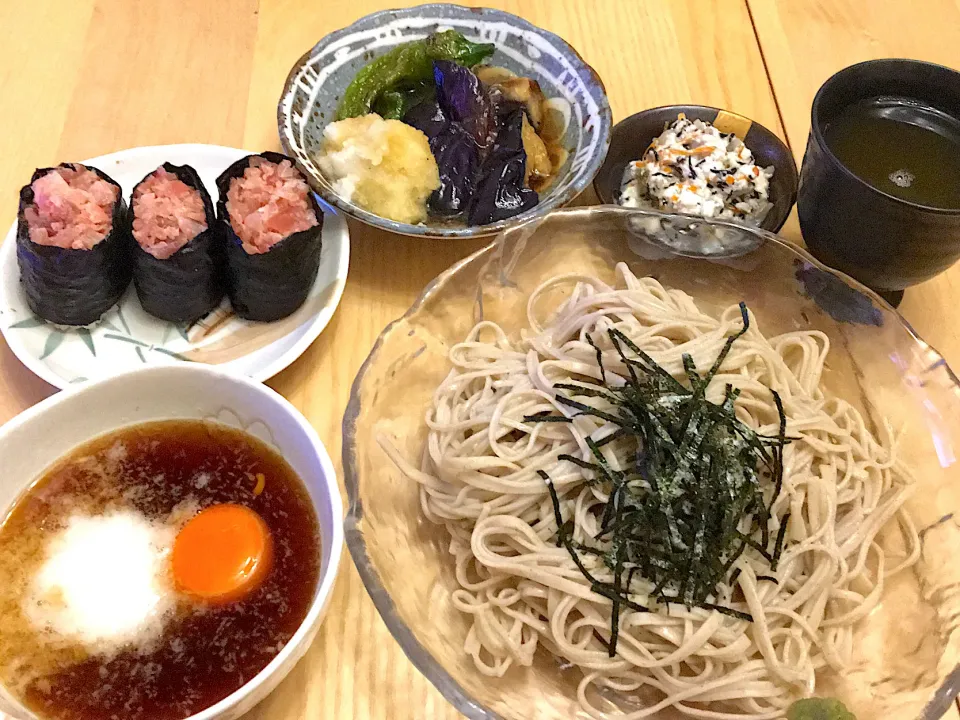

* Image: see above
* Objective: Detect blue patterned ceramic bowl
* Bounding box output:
[278,4,612,239]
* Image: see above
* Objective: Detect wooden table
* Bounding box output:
[749,0,960,365]
[0,1,957,718]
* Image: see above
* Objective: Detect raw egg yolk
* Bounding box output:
[172,504,272,604]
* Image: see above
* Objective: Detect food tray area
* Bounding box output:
[1,2,960,719]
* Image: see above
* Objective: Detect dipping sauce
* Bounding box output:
[823,97,960,209]
[0,420,321,720]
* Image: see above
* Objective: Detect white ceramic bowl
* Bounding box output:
[0,365,343,720]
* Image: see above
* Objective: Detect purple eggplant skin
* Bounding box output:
[403,100,449,141]
[433,60,496,150]
[407,66,541,224]
[468,106,539,225]
[428,123,480,215]
[405,99,480,216]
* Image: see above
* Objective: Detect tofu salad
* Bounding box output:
[620,114,774,223]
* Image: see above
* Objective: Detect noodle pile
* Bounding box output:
[382,264,918,719]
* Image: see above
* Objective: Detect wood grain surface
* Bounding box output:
[749,0,960,366]
[0,1,957,718]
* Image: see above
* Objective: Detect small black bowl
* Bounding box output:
[799,59,960,304]
[593,105,798,233]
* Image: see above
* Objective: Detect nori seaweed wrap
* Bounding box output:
[129,163,224,323]
[17,163,131,326]
[216,152,323,322]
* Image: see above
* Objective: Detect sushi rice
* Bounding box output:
[620,114,773,223]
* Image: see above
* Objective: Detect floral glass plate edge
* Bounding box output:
[0,144,349,389]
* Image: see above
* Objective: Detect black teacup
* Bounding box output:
[798,59,960,305]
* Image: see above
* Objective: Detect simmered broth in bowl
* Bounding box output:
[0,420,321,720]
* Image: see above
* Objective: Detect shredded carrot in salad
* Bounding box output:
[618,115,774,223]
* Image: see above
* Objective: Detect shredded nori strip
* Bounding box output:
[595,427,629,448]
[521,413,572,423]
[527,303,790,656]
[701,602,753,622]
[558,454,601,472]
[772,513,791,571]
[539,470,565,547]
[585,333,606,385]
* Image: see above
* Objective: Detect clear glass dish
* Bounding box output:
[342,206,960,720]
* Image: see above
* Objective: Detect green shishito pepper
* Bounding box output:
[371,82,435,121]
[335,30,495,120]
[787,698,857,720]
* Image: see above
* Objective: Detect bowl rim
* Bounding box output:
[809,57,960,216]
[593,103,799,233]
[341,204,960,720]
[0,363,344,720]
[276,2,613,240]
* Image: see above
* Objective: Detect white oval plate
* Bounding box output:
[0,144,349,389]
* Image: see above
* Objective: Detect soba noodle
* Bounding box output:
[381,264,919,719]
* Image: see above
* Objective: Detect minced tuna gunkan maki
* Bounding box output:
[216,152,322,322]
[130,164,223,323]
[17,163,131,326]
